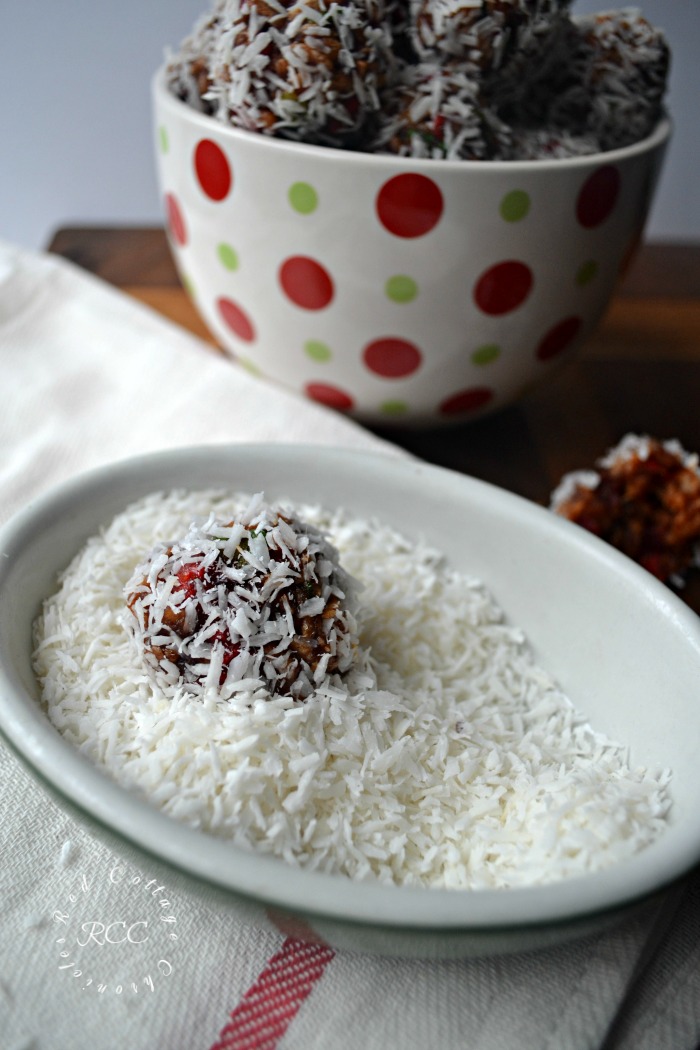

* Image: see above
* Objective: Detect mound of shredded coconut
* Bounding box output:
[33,490,671,889]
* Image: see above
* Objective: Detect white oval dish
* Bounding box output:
[1,444,699,958]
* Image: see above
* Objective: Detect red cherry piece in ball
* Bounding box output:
[217,296,256,342]
[576,166,621,229]
[279,256,334,310]
[363,338,422,378]
[376,174,444,238]
[305,382,354,411]
[440,387,494,415]
[474,260,533,316]
[165,193,187,247]
[194,139,232,201]
[536,316,582,361]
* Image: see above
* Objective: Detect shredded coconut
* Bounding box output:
[57,840,74,867]
[33,490,671,889]
[166,1,669,158]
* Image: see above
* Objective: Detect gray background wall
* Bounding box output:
[2,0,697,251]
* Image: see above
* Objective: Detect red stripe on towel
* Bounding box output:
[209,937,336,1050]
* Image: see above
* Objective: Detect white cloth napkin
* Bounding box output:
[1,239,699,1050]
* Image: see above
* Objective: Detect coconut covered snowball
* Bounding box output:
[166,0,394,144]
[551,435,700,585]
[125,494,359,699]
[409,0,572,72]
[521,9,671,151]
[371,61,513,159]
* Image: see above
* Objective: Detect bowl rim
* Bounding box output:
[2,443,700,933]
[152,64,672,175]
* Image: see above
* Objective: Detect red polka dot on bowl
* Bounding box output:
[280,256,334,310]
[363,338,422,378]
[194,139,232,201]
[376,174,444,239]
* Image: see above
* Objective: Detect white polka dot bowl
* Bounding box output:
[153,68,670,425]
